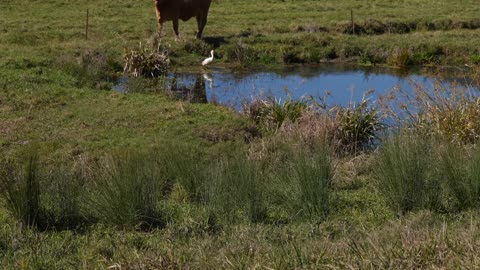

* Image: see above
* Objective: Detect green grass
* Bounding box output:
[2,0,480,70]
[273,144,333,221]
[4,134,480,268]
[207,150,267,223]
[3,0,480,268]
[83,149,168,229]
[1,153,41,229]
[440,143,480,210]
[2,203,480,268]
[374,132,442,214]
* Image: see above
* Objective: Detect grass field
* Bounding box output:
[2,0,480,269]
[2,0,480,68]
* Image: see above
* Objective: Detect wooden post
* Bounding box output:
[85,8,89,40]
[351,9,355,34]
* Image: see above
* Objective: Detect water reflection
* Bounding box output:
[113,64,478,111]
[169,73,208,104]
[202,72,214,89]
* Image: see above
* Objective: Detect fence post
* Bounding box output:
[86,8,89,40]
[351,9,355,34]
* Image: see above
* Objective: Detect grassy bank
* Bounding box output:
[3,81,480,267]
[4,131,480,268]
[2,0,480,70]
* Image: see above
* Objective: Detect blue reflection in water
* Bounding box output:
[115,64,476,112]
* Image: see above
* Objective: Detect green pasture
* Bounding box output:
[2,0,480,268]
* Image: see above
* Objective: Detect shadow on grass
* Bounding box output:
[202,36,228,47]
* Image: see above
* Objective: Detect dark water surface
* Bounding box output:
[114,64,476,111]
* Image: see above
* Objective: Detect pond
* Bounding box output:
[114,64,477,111]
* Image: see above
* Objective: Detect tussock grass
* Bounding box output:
[243,98,308,131]
[0,152,85,230]
[374,132,442,215]
[247,96,384,154]
[159,143,209,203]
[440,143,480,210]
[84,149,168,229]
[42,166,87,230]
[274,143,333,220]
[1,154,41,229]
[332,96,384,153]
[207,151,267,223]
[0,141,335,228]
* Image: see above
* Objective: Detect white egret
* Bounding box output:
[202,50,214,66]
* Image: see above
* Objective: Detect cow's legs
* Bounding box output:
[196,14,208,39]
[157,22,164,39]
[172,19,180,41]
[154,3,163,38]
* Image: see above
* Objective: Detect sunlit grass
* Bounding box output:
[3,0,480,267]
[374,132,442,214]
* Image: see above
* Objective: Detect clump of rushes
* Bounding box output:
[206,141,332,223]
[374,132,442,215]
[286,143,332,220]
[1,152,87,230]
[84,149,168,229]
[332,97,384,153]
[243,97,308,131]
[123,42,170,77]
[207,152,267,223]
[439,143,480,210]
[245,94,384,154]
[160,143,210,204]
[42,166,86,230]
[0,154,42,229]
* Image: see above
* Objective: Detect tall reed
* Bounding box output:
[380,80,480,144]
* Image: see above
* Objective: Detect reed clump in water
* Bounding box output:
[242,97,307,131]
[123,42,170,78]
[244,95,384,154]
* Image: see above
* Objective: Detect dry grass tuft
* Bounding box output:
[123,42,170,78]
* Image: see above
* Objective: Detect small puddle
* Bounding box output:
[113,64,477,111]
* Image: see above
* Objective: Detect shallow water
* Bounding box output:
[114,64,476,111]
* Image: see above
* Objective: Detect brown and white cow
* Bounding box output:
[154,0,212,40]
